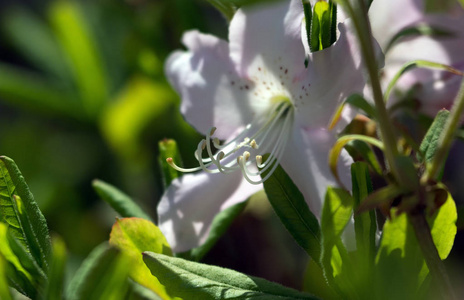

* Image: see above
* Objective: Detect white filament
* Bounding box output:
[167,100,294,184]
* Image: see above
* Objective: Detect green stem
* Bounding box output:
[409,211,456,299]
[337,0,401,182]
[423,77,464,182]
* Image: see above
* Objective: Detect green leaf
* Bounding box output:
[41,236,67,300]
[48,0,108,118]
[260,161,321,264]
[350,163,376,263]
[302,0,313,52]
[0,253,13,300]
[181,199,248,262]
[345,94,377,119]
[384,24,454,54]
[158,139,182,189]
[66,243,131,300]
[375,194,457,298]
[303,259,337,299]
[344,140,382,175]
[394,155,419,191]
[320,187,356,298]
[418,109,450,164]
[1,6,72,81]
[93,180,153,222]
[384,60,463,104]
[356,184,405,215]
[329,134,384,187]
[0,156,51,270]
[109,218,172,299]
[128,282,164,300]
[143,252,319,299]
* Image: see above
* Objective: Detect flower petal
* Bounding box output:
[165,30,256,139]
[157,171,262,253]
[229,0,306,80]
[279,126,353,218]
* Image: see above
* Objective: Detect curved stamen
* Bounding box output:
[167,99,294,184]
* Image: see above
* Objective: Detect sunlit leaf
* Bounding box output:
[260,161,321,264]
[109,218,172,299]
[0,156,51,270]
[344,140,382,175]
[375,194,457,298]
[93,180,153,221]
[320,187,355,298]
[66,243,131,300]
[143,252,319,299]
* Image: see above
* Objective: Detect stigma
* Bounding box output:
[167,99,294,185]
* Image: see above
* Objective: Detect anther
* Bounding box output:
[243,151,251,161]
[218,151,225,160]
[256,155,263,166]
[210,127,217,136]
[200,140,206,150]
[166,157,173,164]
[250,139,259,149]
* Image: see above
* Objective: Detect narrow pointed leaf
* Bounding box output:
[351,162,376,263]
[93,180,153,221]
[0,156,51,270]
[143,252,319,299]
[418,109,450,164]
[385,25,453,53]
[345,94,377,119]
[344,140,382,175]
[320,187,355,298]
[356,184,405,215]
[66,243,131,300]
[109,218,172,299]
[41,236,67,300]
[260,162,321,264]
[329,135,383,187]
[385,60,463,104]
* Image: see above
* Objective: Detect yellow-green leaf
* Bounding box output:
[109,218,173,299]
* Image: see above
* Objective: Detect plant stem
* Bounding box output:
[409,211,456,299]
[423,77,464,182]
[337,0,401,182]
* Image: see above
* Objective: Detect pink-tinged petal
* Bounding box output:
[165,30,256,139]
[370,0,464,49]
[293,21,372,129]
[157,171,262,253]
[229,0,306,80]
[279,126,352,218]
[370,0,464,114]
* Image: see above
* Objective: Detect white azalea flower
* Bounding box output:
[370,0,464,115]
[159,0,371,252]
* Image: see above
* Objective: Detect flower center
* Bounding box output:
[167,97,294,184]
